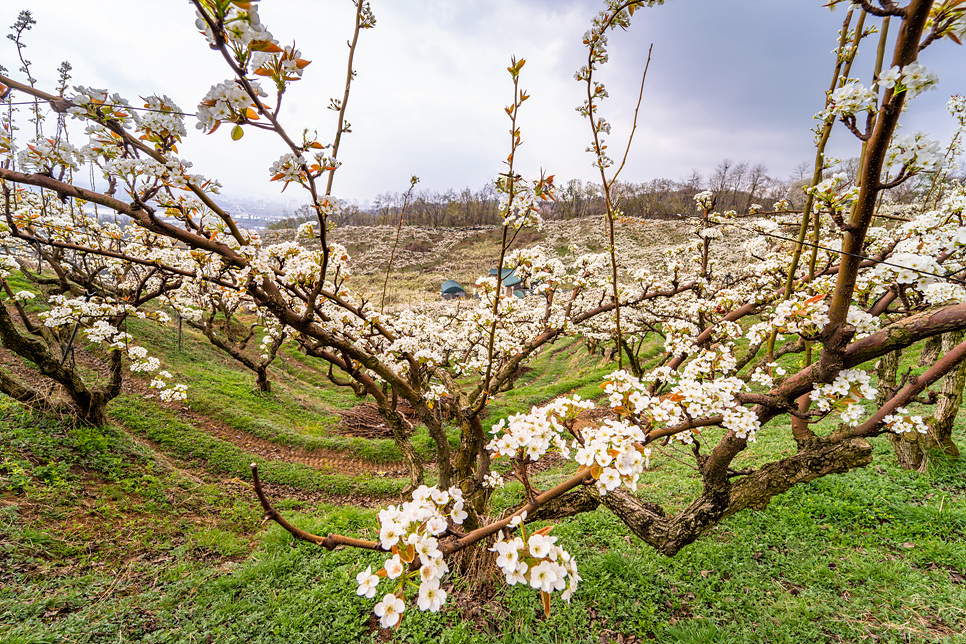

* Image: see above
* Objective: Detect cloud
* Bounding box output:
[3,1,963,204]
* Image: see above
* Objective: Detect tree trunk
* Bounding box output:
[919,334,942,366]
[923,330,965,460]
[255,367,272,393]
[878,349,927,469]
[544,435,873,556]
[378,400,424,495]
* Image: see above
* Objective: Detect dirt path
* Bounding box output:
[173,406,408,477]
[0,343,408,479]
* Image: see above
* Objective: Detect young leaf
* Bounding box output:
[250,40,284,53]
[231,124,244,140]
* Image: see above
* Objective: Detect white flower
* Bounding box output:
[528,533,555,558]
[416,580,447,612]
[373,593,405,629]
[355,566,379,599]
[384,554,404,579]
[483,471,505,488]
[826,81,877,117]
[596,467,622,493]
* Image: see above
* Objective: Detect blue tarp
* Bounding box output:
[441,279,465,294]
[489,268,522,287]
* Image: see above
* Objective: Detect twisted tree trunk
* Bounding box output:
[923,330,965,460]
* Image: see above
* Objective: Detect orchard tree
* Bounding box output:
[0,0,687,507]
[1,0,966,631]
[0,185,186,424]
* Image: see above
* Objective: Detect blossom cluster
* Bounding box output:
[573,417,648,493]
[195,3,273,53]
[355,485,467,628]
[196,79,267,134]
[747,294,830,343]
[67,86,137,128]
[18,138,82,173]
[886,131,946,174]
[810,368,877,426]
[486,395,594,462]
[825,81,877,118]
[882,407,928,435]
[877,62,939,99]
[496,175,552,230]
[139,95,187,151]
[491,524,580,604]
[750,362,787,388]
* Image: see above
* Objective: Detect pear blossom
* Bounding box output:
[373,593,405,629]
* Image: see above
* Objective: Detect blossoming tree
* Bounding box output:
[1,0,966,630]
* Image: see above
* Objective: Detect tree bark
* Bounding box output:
[877,348,925,469]
[919,334,942,366]
[923,330,965,460]
[378,399,424,496]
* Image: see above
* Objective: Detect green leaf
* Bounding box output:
[231,124,244,141]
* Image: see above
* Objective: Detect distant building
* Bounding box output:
[488,268,525,297]
[440,279,467,300]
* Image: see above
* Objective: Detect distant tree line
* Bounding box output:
[268,156,961,230]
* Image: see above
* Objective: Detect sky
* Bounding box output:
[2,0,964,205]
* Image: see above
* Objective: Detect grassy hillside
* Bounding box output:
[1,221,965,643]
[270,217,712,304]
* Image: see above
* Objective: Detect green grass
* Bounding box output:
[109,395,407,497]
[4,431,963,643]
[2,276,966,643]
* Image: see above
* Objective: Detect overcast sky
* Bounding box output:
[2,1,964,204]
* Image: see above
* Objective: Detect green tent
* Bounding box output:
[441,280,466,299]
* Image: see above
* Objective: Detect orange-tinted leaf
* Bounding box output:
[803,293,827,305]
[309,141,325,149]
[375,567,388,577]
[399,543,415,563]
[533,525,554,537]
[207,120,221,134]
[541,591,551,618]
[590,464,602,479]
[253,68,273,76]
[250,40,284,53]
[295,59,311,69]
[270,173,285,181]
